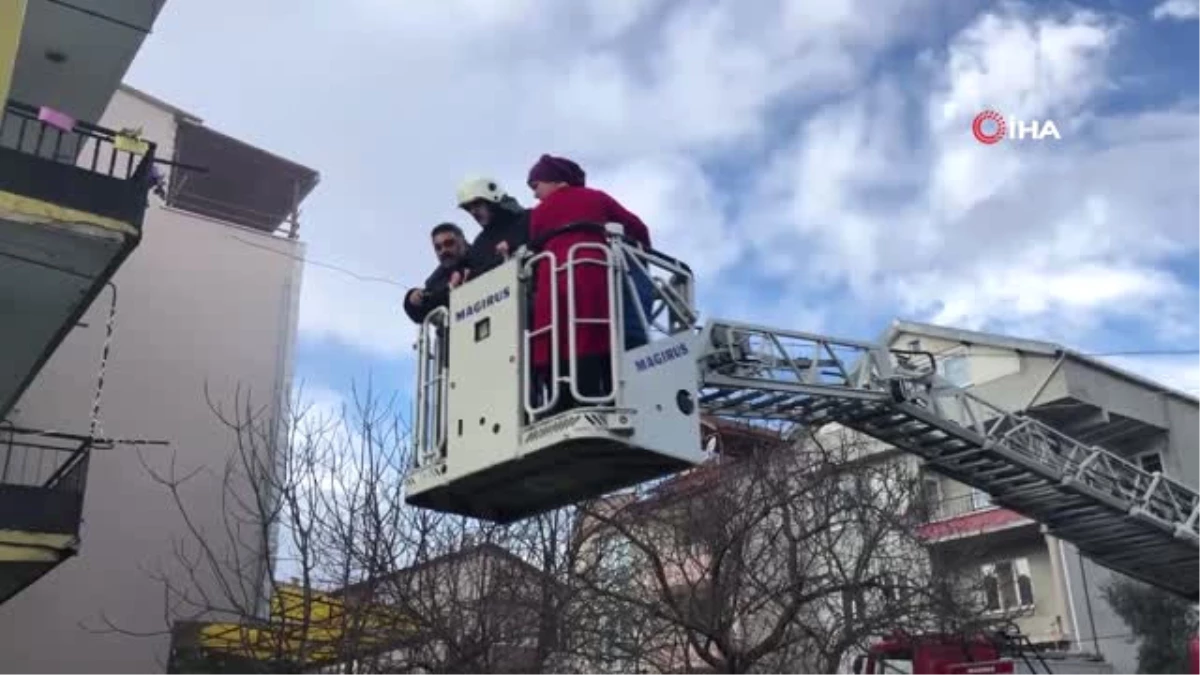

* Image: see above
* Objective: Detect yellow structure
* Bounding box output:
[177,582,415,668]
[0,0,26,105]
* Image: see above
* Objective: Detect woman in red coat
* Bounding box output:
[525,154,651,417]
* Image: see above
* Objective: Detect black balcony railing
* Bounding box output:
[0,424,107,493]
[0,99,157,227]
[927,493,996,522]
[0,425,105,551]
[0,100,154,180]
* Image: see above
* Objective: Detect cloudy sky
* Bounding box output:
[125,0,1200,408]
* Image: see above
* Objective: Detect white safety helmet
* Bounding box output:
[456,177,507,208]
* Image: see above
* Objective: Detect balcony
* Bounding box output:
[0,98,156,421]
[0,425,106,603]
[168,618,305,674]
[166,582,420,673]
[918,493,1036,544]
[10,1,168,127]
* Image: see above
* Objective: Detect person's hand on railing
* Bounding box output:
[450,269,471,288]
[496,241,510,258]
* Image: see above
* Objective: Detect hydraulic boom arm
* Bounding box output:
[694,318,1200,599]
[407,229,1198,598]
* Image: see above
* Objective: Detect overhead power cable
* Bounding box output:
[218,229,1200,365]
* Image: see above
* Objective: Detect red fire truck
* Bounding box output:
[850,630,1116,674]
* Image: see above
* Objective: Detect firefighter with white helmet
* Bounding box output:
[455,177,507,209]
[451,176,531,287]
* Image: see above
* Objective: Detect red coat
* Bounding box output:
[528,186,651,368]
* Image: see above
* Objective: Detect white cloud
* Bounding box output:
[291,382,349,425]
[126,1,1198,395]
[232,0,941,359]
[1152,0,1200,21]
[925,6,1118,222]
[896,262,1187,332]
[1098,354,1200,397]
[591,155,737,281]
[740,3,1197,356]
[296,268,416,362]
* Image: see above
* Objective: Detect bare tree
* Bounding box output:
[93,378,1016,674]
[94,381,572,673]
[569,422,998,674]
[1101,576,1199,674]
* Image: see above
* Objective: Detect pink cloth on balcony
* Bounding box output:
[37,106,76,132]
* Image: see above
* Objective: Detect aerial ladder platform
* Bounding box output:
[404,224,1200,601]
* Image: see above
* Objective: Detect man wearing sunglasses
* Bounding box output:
[403,221,469,324]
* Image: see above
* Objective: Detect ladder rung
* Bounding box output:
[698,346,1199,599]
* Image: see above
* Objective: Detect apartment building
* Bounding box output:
[168,542,556,673]
[570,419,909,674]
[0,10,318,667]
[881,319,1199,675]
[3,0,152,669]
[334,542,555,673]
[571,318,1193,673]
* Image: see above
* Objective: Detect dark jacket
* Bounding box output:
[403,198,529,324]
[403,263,456,324]
[462,196,530,279]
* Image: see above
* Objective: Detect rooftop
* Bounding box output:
[881,318,1199,405]
[119,84,321,237]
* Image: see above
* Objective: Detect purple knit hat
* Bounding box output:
[527,154,586,187]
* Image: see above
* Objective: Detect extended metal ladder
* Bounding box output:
[696,319,1200,600]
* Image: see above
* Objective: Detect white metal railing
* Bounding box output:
[620,242,697,340]
[906,381,1200,539]
[411,225,702,461]
[521,224,699,419]
[695,324,1200,544]
[565,241,618,407]
[698,321,899,410]
[413,306,448,469]
[522,247,562,418]
[520,243,619,416]
[927,492,1002,522]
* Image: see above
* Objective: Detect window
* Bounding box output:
[877,573,903,604]
[922,477,942,503]
[981,557,1034,611]
[970,487,992,511]
[940,354,971,387]
[921,477,943,518]
[879,658,914,674]
[1137,452,1164,474]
